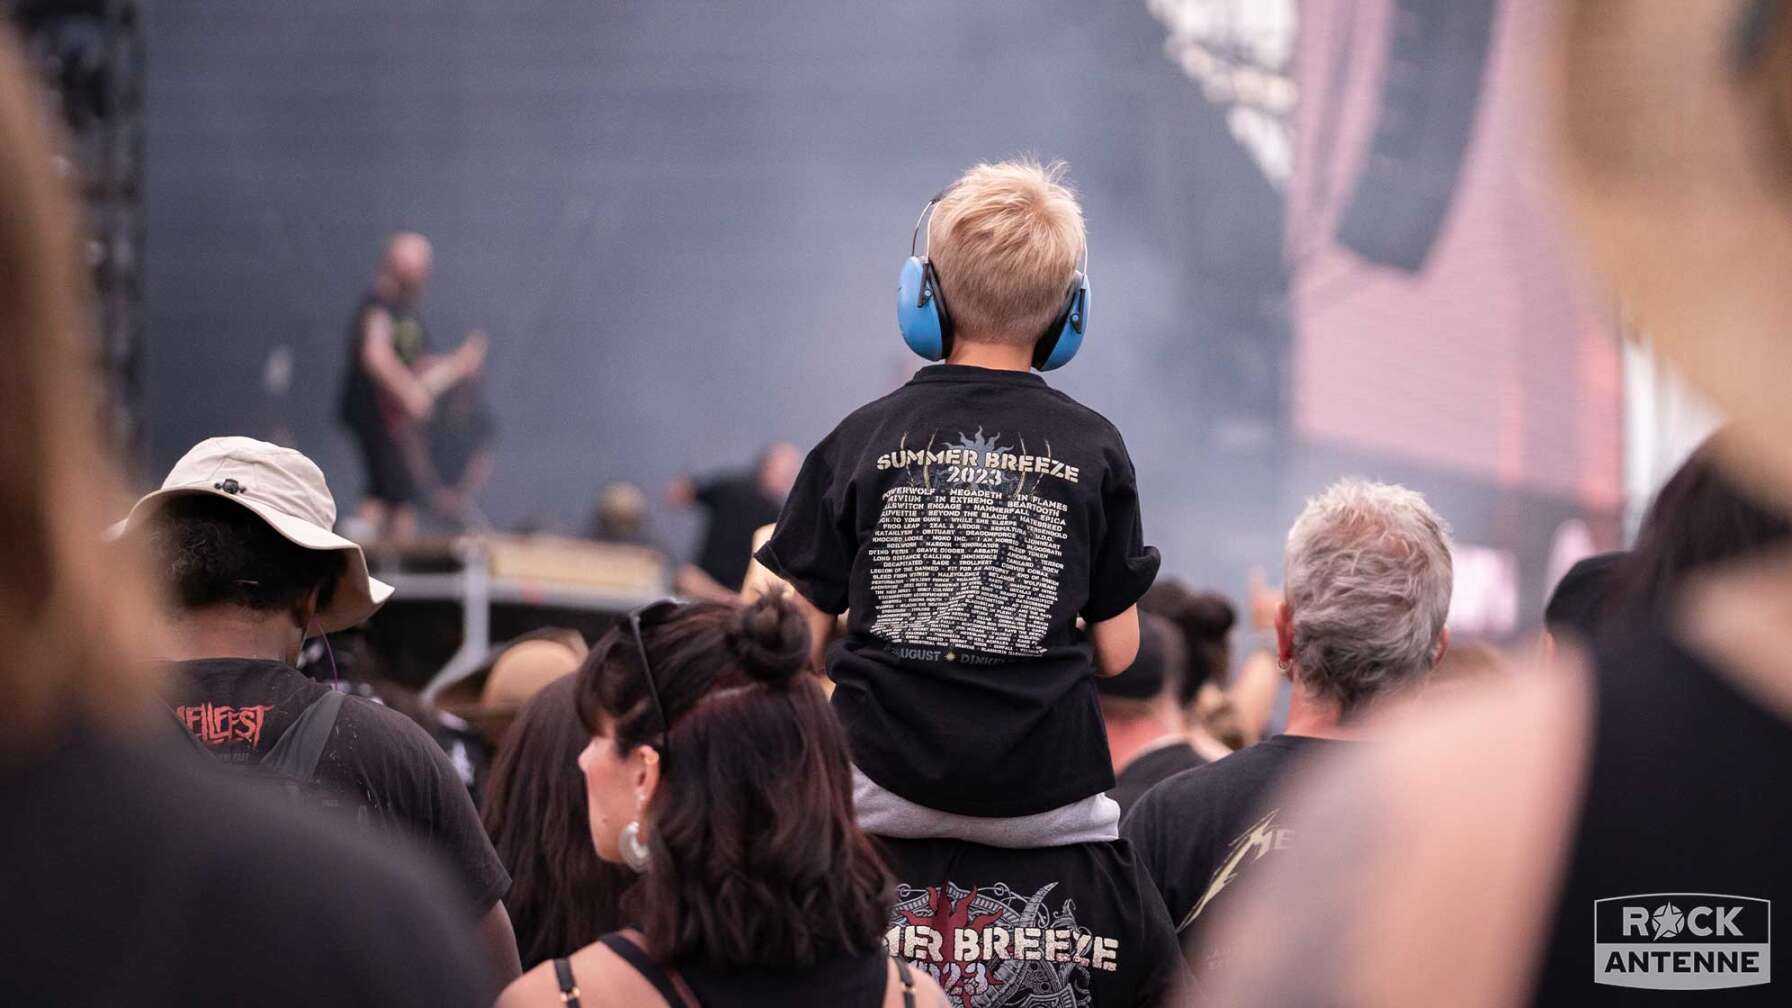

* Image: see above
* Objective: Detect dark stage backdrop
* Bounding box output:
[144,0,1288,589]
[144,0,1619,630]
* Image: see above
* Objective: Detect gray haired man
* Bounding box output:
[1120,478,1452,975]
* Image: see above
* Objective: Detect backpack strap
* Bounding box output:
[551,957,581,1008]
[598,932,700,1007]
[893,955,917,1008]
[260,688,347,781]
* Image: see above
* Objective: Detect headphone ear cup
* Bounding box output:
[1033,271,1088,371]
[898,257,951,361]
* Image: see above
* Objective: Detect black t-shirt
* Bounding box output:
[167,658,510,913]
[1530,624,1792,1004]
[340,290,430,434]
[0,724,495,1007]
[1108,741,1204,817]
[1121,734,1346,973]
[693,472,782,589]
[878,836,1185,1008]
[757,365,1160,816]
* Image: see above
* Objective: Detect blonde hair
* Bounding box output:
[0,26,156,750]
[928,159,1085,346]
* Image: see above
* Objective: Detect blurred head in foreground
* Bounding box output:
[0,26,155,749]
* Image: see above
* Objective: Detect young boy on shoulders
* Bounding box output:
[757,159,1159,844]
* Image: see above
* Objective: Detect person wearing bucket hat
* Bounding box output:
[123,436,522,985]
[1199,4,1792,1004]
[115,436,393,632]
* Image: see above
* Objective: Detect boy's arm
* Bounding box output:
[1089,604,1141,677]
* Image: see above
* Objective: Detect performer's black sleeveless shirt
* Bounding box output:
[1529,623,1792,1005]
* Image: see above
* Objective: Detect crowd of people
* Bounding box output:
[6,3,1792,1005]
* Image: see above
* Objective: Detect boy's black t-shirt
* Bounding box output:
[1120,734,1347,975]
[166,658,511,914]
[877,836,1186,1008]
[757,364,1160,816]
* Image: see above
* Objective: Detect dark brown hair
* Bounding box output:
[1616,431,1792,621]
[575,593,892,972]
[1142,579,1237,706]
[481,675,632,969]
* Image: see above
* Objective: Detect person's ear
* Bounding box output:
[1433,627,1451,668]
[1274,601,1295,665]
[291,586,323,632]
[630,745,662,811]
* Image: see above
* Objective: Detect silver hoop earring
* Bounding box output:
[620,820,651,872]
[1276,658,1292,674]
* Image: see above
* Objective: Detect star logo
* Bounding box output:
[1651,903,1685,940]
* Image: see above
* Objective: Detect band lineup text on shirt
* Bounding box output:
[875,441,1081,484]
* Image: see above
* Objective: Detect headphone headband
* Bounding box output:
[897,189,1090,370]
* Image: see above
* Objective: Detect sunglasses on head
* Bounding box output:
[623,598,681,757]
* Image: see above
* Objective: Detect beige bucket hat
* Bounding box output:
[1554,0,1792,508]
[114,436,393,632]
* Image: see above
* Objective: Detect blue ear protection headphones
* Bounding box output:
[897,192,1090,371]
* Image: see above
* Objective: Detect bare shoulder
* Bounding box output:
[1201,655,1594,1007]
[495,941,665,1008]
[492,960,556,1008]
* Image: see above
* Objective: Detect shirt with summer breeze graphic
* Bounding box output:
[166,657,511,914]
[1120,734,1347,975]
[878,836,1186,1008]
[757,364,1160,818]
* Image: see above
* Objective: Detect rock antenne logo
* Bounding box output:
[1593,893,1770,991]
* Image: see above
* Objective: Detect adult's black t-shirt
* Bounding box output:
[0,724,495,1007]
[1121,734,1347,974]
[1529,623,1792,1004]
[339,290,430,435]
[757,364,1160,816]
[1108,741,1205,817]
[692,472,782,590]
[167,658,510,913]
[878,836,1185,1008]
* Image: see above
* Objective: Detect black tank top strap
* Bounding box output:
[599,933,697,1007]
[893,955,916,1008]
[551,957,581,1008]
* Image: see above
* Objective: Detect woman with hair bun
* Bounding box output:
[497,593,947,1007]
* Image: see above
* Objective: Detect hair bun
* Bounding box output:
[1181,592,1237,640]
[727,592,810,687]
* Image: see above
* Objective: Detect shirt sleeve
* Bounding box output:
[1083,443,1161,621]
[754,434,856,614]
[399,717,513,913]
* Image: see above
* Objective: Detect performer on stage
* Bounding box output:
[338,232,485,541]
